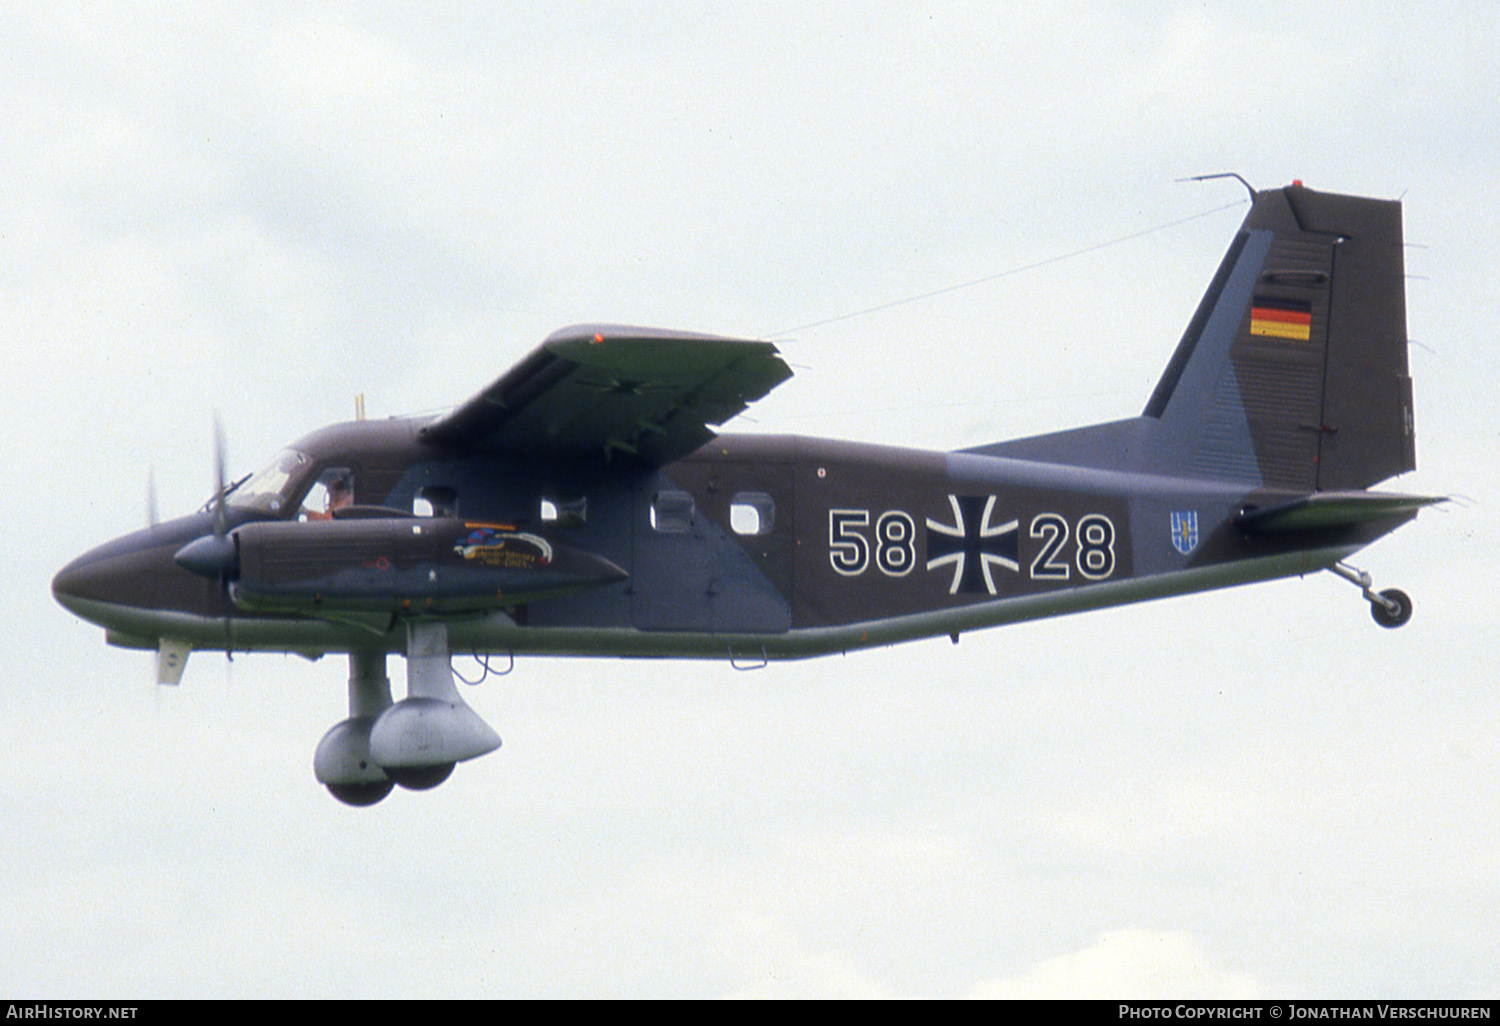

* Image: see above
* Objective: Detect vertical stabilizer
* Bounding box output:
[978,184,1415,491]
[1147,183,1414,490]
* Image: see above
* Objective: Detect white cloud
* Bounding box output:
[716,909,896,1000]
[967,929,1262,1000]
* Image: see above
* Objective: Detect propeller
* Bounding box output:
[173,418,240,658]
[213,417,234,660]
[146,465,159,528]
[212,416,227,536]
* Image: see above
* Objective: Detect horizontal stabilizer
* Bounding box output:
[1234,491,1442,533]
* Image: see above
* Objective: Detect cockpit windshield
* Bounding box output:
[221,449,313,515]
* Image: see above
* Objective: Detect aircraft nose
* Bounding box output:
[52,543,137,617]
[53,550,105,608]
[52,513,223,626]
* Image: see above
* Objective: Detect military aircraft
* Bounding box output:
[53,182,1440,805]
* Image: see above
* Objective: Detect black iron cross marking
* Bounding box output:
[925,495,1019,595]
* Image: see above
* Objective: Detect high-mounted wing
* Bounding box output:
[419,324,793,465]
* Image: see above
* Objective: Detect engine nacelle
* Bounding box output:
[227,516,626,618]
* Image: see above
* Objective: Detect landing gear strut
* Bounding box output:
[1329,562,1413,629]
[314,649,396,806]
[314,624,502,805]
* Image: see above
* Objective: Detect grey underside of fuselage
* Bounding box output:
[76,541,1360,662]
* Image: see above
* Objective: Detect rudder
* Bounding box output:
[1292,188,1415,489]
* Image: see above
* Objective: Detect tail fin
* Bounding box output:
[1145,182,1414,489]
[978,183,1417,491]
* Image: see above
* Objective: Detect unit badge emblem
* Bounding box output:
[1170,511,1199,556]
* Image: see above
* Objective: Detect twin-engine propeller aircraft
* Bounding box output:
[54,183,1440,805]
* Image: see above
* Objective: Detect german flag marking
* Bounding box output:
[1250,296,1312,341]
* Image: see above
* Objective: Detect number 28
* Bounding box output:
[1029,513,1115,580]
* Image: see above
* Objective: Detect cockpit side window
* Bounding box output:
[299,467,356,520]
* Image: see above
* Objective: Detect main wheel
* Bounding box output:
[1370,588,1413,629]
[386,763,456,790]
[327,781,395,806]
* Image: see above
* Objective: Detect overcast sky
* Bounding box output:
[3,1,1498,998]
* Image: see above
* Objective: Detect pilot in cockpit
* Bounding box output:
[328,472,354,513]
[304,468,355,520]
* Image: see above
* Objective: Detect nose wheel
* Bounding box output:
[1330,563,1413,629]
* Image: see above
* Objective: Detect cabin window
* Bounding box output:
[650,491,694,533]
[729,492,775,536]
[541,496,587,529]
[415,486,457,518]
